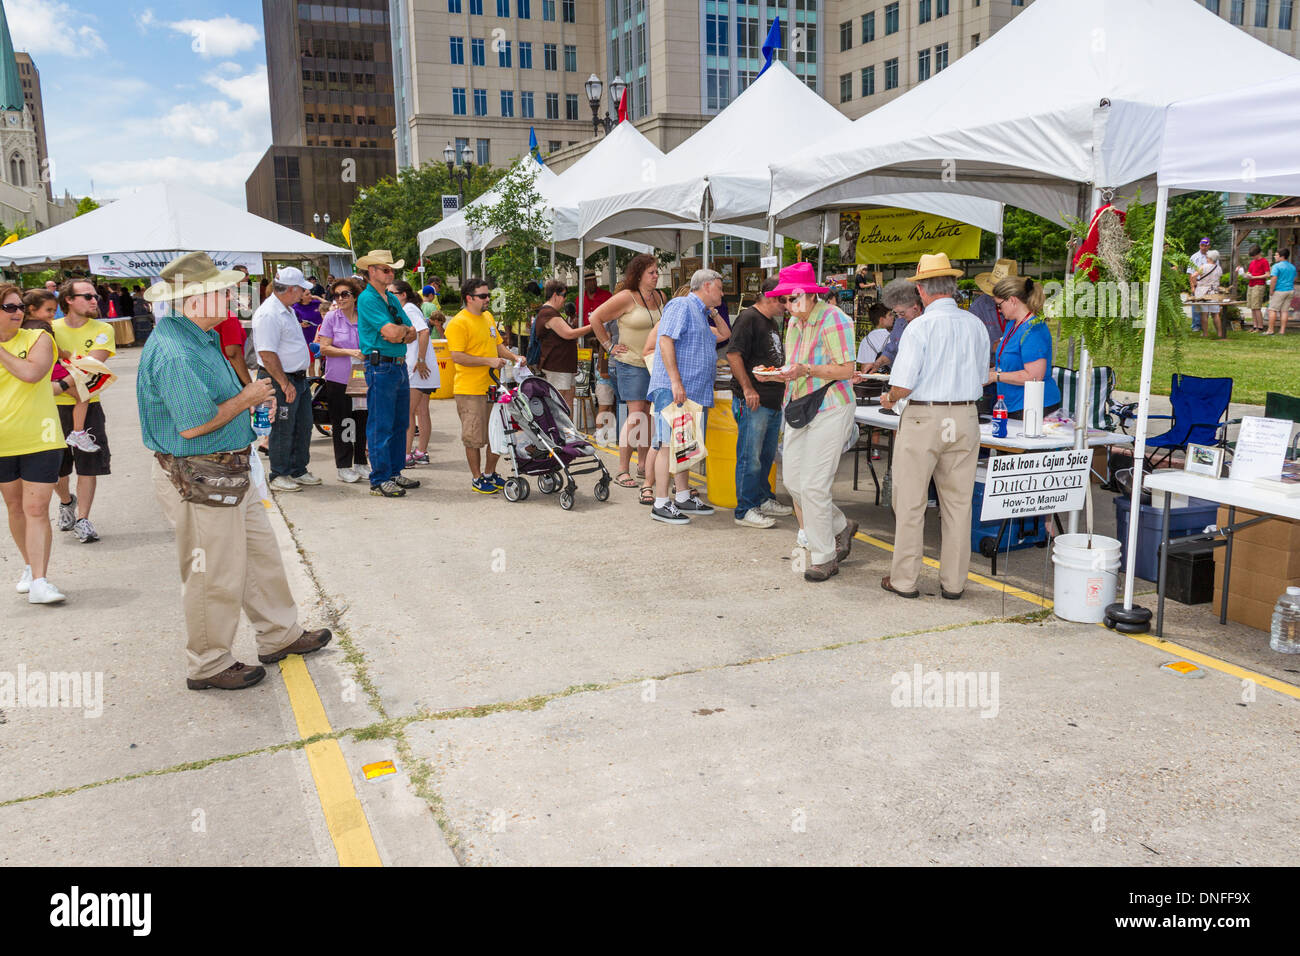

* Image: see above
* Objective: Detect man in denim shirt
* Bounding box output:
[646,269,724,525]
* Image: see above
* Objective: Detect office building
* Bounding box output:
[246,0,398,232]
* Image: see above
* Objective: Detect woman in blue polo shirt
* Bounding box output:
[987,275,1060,418]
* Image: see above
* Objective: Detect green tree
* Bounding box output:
[74,196,99,217]
[464,162,549,337]
[343,161,503,281]
[1164,191,1225,255]
[1000,206,1070,272]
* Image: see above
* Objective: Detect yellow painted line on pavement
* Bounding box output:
[279,654,383,867]
[852,533,1299,698]
[592,431,1296,698]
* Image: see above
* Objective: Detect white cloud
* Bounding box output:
[168,16,260,58]
[83,151,267,203]
[7,0,106,57]
[135,8,155,31]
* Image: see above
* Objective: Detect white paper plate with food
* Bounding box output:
[752,365,792,380]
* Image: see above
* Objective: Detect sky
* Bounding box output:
[6,0,270,207]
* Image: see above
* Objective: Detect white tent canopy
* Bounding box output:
[418,155,557,256]
[769,0,1300,226]
[0,182,349,268]
[579,63,848,242]
[1115,75,1300,624]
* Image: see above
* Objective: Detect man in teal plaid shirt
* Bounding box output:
[138,252,331,692]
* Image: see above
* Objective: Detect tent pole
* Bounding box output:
[816,212,826,282]
[766,215,777,276]
[577,238,585,326]
[550,241,555,276]
[702,203,711,271]
[1107,186,1169,634]
[675,230,682,279]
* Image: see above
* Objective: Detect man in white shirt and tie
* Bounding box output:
[252,267,320,492]
[879,253,989,601]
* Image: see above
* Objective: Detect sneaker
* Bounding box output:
[354,463,370,480]
[27,578,66,604]
[651,501,691,524]
[471,476,499,494]
[57,495,77,532]
[735,508,776,529]
[293,471,323,486]
[759,498,794,517]
[405,453,418,468]
[337,467,361,483]
[66,429,100,452]
[676,495,714,515]
[486,472,506,489]
[270,476,302,493]
[393,474,421,489]
[72,518,99,543]
[835,520,860,562]
[16,566,32,594]
[804,560,839,583]
[370,480,406,498]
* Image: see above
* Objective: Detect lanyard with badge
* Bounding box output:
[995,315,1035,375]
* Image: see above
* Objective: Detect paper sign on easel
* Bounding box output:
[1230,417,1291,482]
[979,449,1093,521]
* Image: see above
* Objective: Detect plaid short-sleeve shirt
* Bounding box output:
[784,300,855,411]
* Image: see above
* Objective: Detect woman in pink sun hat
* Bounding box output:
[765,262,858,583]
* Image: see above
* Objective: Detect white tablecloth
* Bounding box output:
[853,403,1134,452]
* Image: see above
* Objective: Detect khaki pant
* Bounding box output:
[783,401,855,566]
[889,404,980,594]
[152,460,303,680]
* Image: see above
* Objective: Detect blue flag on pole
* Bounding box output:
[758,16,782,77]
[529,126,543,164]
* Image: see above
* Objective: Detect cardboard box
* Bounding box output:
[1215,506,1300,552]
[1213,563,1300,605]
[1210,589,1280,633]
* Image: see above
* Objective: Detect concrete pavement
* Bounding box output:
[2,349,1296,866]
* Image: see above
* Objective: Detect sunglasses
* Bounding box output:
[70,292,97,300]
[333,291,354,299]
[1,302,22,313]
[466,292,490,300]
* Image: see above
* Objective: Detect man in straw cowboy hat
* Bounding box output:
[355,249,420,497]
[138,252,331,690]
[879,252,989,601]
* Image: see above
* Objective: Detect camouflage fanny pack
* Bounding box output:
[155,450,251,507]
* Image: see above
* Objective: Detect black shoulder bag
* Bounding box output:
[784,382,833,429]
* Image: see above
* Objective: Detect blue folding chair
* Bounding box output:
[1119,374,1233,470]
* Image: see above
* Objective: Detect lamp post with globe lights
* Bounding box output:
[584,74,627,137]
[444,141,477,279]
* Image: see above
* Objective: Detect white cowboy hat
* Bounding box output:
[356,249,405,271]
[142,251,245,303]
[905,252,963,282]
[973,258,1020,295]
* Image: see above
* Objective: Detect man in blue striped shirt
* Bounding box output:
[138,253,331,692]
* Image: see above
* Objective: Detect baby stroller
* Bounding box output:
[489,370,611,510]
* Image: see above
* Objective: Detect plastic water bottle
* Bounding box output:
[1270,586,1300,654]
[992,395,1009,439]
[252,401,273,438]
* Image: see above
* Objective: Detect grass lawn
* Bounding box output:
[1051,324,1299,406]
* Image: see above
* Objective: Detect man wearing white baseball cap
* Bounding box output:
[251,266,320,492]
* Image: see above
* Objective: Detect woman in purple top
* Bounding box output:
[314,277,368,483]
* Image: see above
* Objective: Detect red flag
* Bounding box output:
[617,86,628,124]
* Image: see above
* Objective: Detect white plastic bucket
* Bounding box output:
[1052,533,1121,623]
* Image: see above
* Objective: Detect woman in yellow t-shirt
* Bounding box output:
[0,282,67,603]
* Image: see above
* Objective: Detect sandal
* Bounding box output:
[614,472,638,488]
[639,485,655,505]
[635,467,646,480]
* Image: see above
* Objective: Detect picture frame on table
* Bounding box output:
[739,266,764,297]
[714,257,738,294]
[1184,443,1224,478]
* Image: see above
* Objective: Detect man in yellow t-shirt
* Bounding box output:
[444,277,522,494]
[51,279,116,543]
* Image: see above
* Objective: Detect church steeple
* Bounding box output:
[0,1,25,112]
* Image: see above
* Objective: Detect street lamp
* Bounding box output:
[312,212,331,233]
[443,141,476,207]
[585,74,627,136]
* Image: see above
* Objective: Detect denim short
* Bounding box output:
[614,361,651,403]
[650,388,673,448]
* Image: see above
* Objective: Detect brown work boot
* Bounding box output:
[804,559,839,582]
[186,661,267,691]
[835,520,860,562]
[258,627,333,664]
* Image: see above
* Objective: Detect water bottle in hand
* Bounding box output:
[1270,586,1300,654]
[992,395,1009,439]
[252,400,273,438]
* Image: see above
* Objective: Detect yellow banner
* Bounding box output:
[840,208,981,266]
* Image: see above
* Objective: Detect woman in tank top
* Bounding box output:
[588,253,666,495]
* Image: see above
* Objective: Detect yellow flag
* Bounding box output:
[310,232,316,239]
[1,233,17,246]
[341,217,351,247]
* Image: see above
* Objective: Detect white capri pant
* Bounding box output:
[781,400,855,566]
